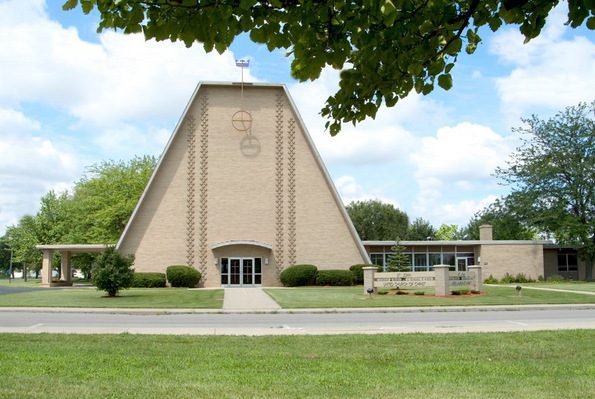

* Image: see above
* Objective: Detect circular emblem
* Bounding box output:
[240,135,261,158]
[232,110,253,132]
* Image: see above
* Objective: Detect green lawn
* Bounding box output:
[265,285,595,308]
[0,278,43,288]
[0,288,223,308]
[0,331,593,398]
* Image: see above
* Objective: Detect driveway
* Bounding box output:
[0,285,41,295]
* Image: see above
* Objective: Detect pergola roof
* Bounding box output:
[35,244,109,253]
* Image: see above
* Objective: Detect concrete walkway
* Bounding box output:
[223,288,281,311]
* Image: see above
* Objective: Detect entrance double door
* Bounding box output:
[222,257,262,286]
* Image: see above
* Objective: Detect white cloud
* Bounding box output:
[335,176,399,207]
[490,5,595,123]
[0,108,80,234]
[419,195,499,227]
[0,0,251,126]
[93,125,171,159]
[410,122,512,226]
[289,68,448,165]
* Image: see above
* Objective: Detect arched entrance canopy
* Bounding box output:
[210,240,272,251]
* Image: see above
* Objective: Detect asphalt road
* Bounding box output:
[1,308,595,335]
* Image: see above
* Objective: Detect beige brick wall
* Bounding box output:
[479,244,544,280]
[118,83,367,287]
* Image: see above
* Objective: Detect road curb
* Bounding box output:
[1,303,595,315]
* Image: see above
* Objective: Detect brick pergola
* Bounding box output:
[35,244,108,287]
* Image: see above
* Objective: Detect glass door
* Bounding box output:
[221,257,262,286]
[242,259,253,285]
[456,257,468,271]
[229,258,241,285]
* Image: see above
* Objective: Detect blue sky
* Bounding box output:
[0,0,594,236]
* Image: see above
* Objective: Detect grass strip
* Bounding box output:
[0,288,224,308]
[265,285,595,308]
[0,331,594,399]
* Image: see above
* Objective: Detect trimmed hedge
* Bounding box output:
[316,270,354,286]
[166,265,201,288]
[349,264,376,284]
[131,272,166,288]
[280,264,318,287]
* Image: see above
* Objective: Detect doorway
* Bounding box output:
[221,257,262,286]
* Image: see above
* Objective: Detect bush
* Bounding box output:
[349,264,375,284]
[484,275,499,284]
[546,274,566,283]
[451,289,470,295]
[280,264,318,287]
[166,265,201,288]
[414,291,425,295]
[92,247,135,297]
[514,273,535,283]
[316,270,354,286]
[377,290,388,295]
[131,272,166,288]
[471,289,481,294]
[500,273,515,284]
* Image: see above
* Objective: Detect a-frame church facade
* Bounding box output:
[116,82,369,287]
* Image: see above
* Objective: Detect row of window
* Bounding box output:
[370,252,475,272]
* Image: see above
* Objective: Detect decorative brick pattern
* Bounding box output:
[185,114,197,267]
[197,94,209,281]
[287,118,297,266]
[274,94,285,275]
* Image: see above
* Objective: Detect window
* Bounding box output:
[558,253,578,272]
[414,254,428,271]
[370,254,385,270]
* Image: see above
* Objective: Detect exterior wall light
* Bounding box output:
[264,258,269,265]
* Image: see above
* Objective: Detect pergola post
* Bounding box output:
[41,250,53,287]
[60,251,72,283]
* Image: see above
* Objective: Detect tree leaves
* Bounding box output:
[62,0,595,134]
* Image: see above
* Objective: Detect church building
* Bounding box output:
[115,82,369,287]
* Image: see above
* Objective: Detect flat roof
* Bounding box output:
[363,240,553,246]
[35,244,109,253]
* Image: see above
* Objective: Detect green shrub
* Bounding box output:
[546,274,565,283]
[514,273,535,283]
[414,291,425,295]
[131,272,166,288]
[349,264,375,284]
[484,275,499,284]
[316,270,354,286]
[396,290,408,295]
[451,289,470,295]
[166,265,201,288]
[471,289,481,294]
[92,247,135,297]
[280,264,318,287]
[500,273,515,284]
[377,290,388,295]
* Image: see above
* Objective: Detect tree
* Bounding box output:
[463,198,538,240]
[92,247,135,297]
[496,102,595,280]
[67,156,157,243]
[5,215,43,280]
[406,217,436,240]
[63,1,595,135]
[346,200,409,241]
[4,156,156,278]
[435,224,465,240]
[386,238,411,272]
